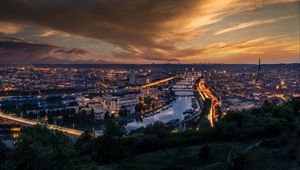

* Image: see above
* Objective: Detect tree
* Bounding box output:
[224,111,249,129]
[135,103,144,113]
[192,102,198,110]
[143,122,170,140]
[198,118,211,132]
[228,152,248,170]
[76,131,95,156]
[5,125,76,170]
[20,102,37,111]
[202,99,212,115]
[118,106,128,116]
[93,120,125,164]
[274,105,295,122]
[1,102,17,114]
[0,141,8,169]
[104,120,125,138]
[144,96,153,105]
[93,134,124,164]
[216,105,222,118]
[90,108,95,121]
[198,145,210,161]
[289,97,300,116]
[262,100,276,113]
[104,111,110,119]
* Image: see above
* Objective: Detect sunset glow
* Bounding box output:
[0,0,299,64]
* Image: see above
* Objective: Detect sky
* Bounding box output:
[0,0,299,64]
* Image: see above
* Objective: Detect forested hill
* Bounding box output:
[1,97,299,170]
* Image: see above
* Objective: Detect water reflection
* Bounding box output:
[125,96,193,131]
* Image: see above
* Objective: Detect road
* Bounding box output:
[197,79,220,127]
[0,111,85,136]
[141,76,177,88]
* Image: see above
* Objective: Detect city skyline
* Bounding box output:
[0,0,299,64]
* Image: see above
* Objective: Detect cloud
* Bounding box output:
[144,56,179,62]
[39,30,57,37]
[0,22,23,34]
[38,29,71,38]
[215,16,295,35]
[0,38,109,64]
[0,0,298,63]
[181,35,299,63]
[0,0,199,45]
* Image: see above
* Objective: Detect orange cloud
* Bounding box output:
[0,0,298,63]
[0,22,23,34]
[39,29,71,38]
[180,36,299,63]
[215,16,295,35]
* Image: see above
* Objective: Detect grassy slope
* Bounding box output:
[97,138,298,170]
[97,99,300,170]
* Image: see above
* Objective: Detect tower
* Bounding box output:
[256,58,264,84]
[258,58,262,75]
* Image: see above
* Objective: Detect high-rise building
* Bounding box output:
[129,70,136,85]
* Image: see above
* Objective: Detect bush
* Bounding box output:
[198,145,210,161]
[142,121,171,140]
[0,141,8,169]
[228,152,248,170]
[4,125,76,170]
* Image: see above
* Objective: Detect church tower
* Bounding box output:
[256,58,264,84]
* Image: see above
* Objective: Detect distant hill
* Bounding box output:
[0,63,299,71]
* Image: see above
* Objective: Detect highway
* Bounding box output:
[197,79,220,127]
[0,111,85,136]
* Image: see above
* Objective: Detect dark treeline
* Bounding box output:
[0,97,299,169]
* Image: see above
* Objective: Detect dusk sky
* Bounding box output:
[0,0,299,64]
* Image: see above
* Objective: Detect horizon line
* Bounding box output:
[0,63,299,65]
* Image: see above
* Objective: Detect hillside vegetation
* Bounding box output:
[0,97,299,170]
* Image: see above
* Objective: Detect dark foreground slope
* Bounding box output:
[0,97,299,170]
[109,97,300,170]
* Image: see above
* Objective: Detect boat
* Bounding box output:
[183,109,194,115]
[184,114,191,120]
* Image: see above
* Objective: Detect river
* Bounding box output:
[125,96,194,131]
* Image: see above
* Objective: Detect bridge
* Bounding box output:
[0,111,91,137]
[139,76,177,88]
[176,77,202,132]
[172,76,195,96]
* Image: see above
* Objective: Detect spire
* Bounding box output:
[257,58,264,84]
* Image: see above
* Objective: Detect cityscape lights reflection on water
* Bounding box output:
[125,96,193,131]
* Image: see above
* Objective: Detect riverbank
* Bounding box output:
[125,96,195,131]
[143,100,176,118]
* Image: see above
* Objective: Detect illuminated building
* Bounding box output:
[256,58,265,84]
[129,70,136,85]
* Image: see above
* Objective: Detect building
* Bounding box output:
[256,58,265,84]
[129,70,136,85]
[100,92,139,114]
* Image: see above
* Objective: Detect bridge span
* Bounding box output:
[0,111,91,137]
